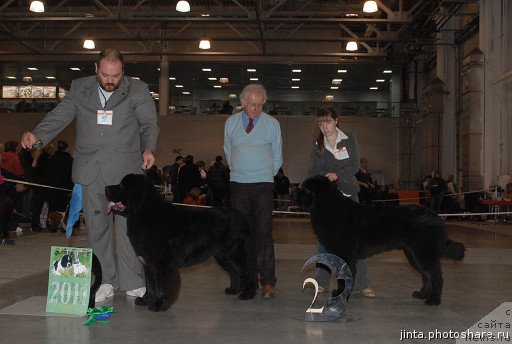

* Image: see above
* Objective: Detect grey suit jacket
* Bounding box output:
[33,75,159,185]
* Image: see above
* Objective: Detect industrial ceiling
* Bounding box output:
[0,0,476,94]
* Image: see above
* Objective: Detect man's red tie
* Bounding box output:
[246,118,254,133]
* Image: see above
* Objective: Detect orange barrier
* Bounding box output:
[395,190,421,206]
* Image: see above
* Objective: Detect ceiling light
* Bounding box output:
[332,79,343,84]
[182,91,191,95]
[291,86,299,89]
[214,85,222,88]
[70,67,81,71]
[330,86,339,90]
[292,79,300,82]
[363,1,378,13]
[199,37,211,50]
[250,78,258,81]
[229,94,237,99]
[383,70,393,73]
[29,1,45,13]
[346,41,358,51]
[219,77,229,83]
[169,77,176,80]
[132,77,140,80]
[23,76,32,82]
[376,79,385,82]
[325,95,334,101]
[83,39,95,50]
[176,0,190,13]
[175,85,184,88]
[208,77,217,81]
[6,76,16,79]
[27,67,38,71]
[247,69,257,72]
[46,76,56,79]
[202,68,212,72]
[370,87,379,90]
[337,69,347,73]
[292,69,302,73]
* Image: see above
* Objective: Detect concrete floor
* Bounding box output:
[0,217,511,344]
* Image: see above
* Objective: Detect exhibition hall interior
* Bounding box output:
[0,1,511,343]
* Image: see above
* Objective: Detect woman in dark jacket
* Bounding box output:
[308,107,375,298]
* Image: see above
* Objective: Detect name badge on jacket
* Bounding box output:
[97,110,113,125]
[334,146,349,160]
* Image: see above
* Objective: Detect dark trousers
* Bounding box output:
[230,181,276,287]
[430,194,444,214]
[210,187,226,206]
[31,188,46,231]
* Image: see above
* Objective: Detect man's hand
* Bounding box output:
[20,132,39,149]
[142,149,155,170]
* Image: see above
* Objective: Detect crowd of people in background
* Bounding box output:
[0,139,73,238]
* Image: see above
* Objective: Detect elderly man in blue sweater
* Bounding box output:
[224,83,283,299]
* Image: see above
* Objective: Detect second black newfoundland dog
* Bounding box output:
[298,175,465,306]
[105,174,258,312]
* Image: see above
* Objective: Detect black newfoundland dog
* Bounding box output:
[298,175,465,306]
[105,174,258,312]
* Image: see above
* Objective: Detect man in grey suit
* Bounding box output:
[21,49,160,302]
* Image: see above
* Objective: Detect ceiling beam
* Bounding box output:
[0,16,413,24]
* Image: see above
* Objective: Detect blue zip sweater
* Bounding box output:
[224,111,283,183]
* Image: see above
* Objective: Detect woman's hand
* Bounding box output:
[325,172,338,182]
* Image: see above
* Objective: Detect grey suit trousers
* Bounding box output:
[82,174,144,291]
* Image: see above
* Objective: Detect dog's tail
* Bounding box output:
[442,239,465,261]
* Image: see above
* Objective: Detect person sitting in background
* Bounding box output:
[206,155,229,206]
[1,141,24,178]
[196,160,207,185]
[183,186,206,206]
[428,171,447,214]
[274,168,290,211]
[146,165,162,186]
[170,155,184,199]
[0,140,26,232]
[175,155,201,203]
[355,157,376,205]
[45,140,73,216]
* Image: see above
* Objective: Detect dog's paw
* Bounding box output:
[160,299,171,312]
[147,299,169,312]
[148,303,161,312]
[224,287,238,295]
[424,297,441,306]
[238,289,257,300]
[412,290,427,299]
[135,296,149,306]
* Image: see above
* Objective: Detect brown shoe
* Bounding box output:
[261,284,275,299]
